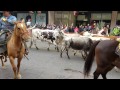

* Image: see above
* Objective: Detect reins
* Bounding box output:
[17,34,29,60]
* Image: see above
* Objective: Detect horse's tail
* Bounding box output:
[84,40,100,77]
[88,38,93,48]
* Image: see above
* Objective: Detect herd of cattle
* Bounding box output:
[27,24,118,61]
[0,23,120,79]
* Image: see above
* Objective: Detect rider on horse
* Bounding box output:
[0,11,16,31]
[0,11,29,55]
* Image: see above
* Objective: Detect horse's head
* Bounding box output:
[14,19,31,42]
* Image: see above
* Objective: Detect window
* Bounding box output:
[36,13,46,25]
[17,13,35,25]
[54,11,74,25]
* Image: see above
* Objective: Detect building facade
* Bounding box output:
[48,11,120,29]
[15,11,48,26]
[0,11,48,26]
[76,11,120,29]
[0,11,119,29]
[48,11,75,26]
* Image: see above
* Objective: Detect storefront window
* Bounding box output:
[36,13,46,26]
[54,11,74,26]
[91,13,111,28]
[117,13,120,25]
[17,12,47,26]
[17,13,35,25]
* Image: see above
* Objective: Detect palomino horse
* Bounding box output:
[7,20,30,79]
[84,40,120,79]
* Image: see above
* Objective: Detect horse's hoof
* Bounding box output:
[17,74,22,79]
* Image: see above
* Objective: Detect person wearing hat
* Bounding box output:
[0,11,29,55]
[0,11,17,31]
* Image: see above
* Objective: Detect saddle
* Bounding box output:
[0,29,12,54]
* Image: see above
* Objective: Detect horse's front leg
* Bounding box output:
[17,57,22,79]
[9,56,17,79]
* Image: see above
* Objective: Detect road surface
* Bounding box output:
[0,40,120,79]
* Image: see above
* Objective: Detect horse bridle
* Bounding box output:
[19,28,29,41]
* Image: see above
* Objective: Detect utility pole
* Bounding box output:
[110,11,118,32]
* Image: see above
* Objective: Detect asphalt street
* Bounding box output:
[0,40,120,79]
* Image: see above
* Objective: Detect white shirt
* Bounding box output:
[26,21,31,26]
[98,29,105,36]
[98,29,109,36]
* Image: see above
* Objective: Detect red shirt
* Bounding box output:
[74,27,79,32]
